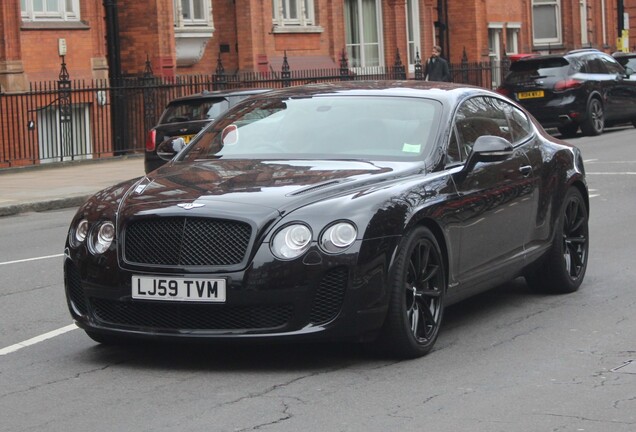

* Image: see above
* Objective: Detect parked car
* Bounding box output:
[145,88,271,173]
[612,51,636,80]
[65,81,589,358]
[497,48,636,137]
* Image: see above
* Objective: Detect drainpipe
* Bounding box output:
[103,0,125,154]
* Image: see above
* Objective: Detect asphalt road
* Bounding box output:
[1,127,635,432]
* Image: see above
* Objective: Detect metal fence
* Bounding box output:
[0,51,510,168]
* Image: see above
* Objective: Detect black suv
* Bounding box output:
[497,49,636,137]
[145,88,270,173]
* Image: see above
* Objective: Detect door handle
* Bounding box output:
[519,165,532,177]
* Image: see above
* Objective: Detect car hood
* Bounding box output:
[124,159,421,216]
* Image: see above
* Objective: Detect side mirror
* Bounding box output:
[625,66,634,78]
[156,136,187,161]
[463,135,514,172]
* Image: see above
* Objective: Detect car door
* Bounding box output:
[449,97,535,283]
[598,54,636,120]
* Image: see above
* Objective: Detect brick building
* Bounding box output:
[1,0,632,167]
[1,0,632,92]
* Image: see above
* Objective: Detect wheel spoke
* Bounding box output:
[566,241,584,269]
[416,296,435,325]
[409,304,420,334]
[417,242,430,282]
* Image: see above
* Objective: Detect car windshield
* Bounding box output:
[179,95,442,162]
[160,98,230,123]
[505,58,571,83]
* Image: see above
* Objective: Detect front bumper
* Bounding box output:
[64,237,396,343]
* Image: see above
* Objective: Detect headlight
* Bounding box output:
[71,219,89,246]
[89,221,115,254]
[320,222,357,254]
[270,224,312,260]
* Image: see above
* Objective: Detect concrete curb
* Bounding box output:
[0,195,90,217]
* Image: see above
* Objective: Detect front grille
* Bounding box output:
[124,217,251,266]
[65,262,88,315]
[91,298,292,331]
[309,267,348,325]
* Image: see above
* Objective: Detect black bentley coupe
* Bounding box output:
[64,81,589,358]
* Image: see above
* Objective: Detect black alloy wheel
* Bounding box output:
[526,187,588,293]
[580,98,604,136]
[380,226,446,358]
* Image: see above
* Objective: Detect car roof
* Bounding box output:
[242,80,491,105]
[168,88,272,104]
[513,48,609,64]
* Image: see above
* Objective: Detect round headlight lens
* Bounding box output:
[320,222,357,253]
[90,221,115,254]
[74,219,89,245]
[271,224,312,259]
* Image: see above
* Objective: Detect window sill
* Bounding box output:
[272,25,324,34]
[21,20,90,30]
[532,42,564,51]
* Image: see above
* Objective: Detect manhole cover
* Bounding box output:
[611,360,636,374]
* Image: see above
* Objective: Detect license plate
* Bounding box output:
[517,90,544,100]
[132,276,226,302]
[180,134,195,144]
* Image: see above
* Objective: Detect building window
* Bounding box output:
[506,24,520,54]
[532,0,562,46]
[406,0,421,69]
[272,0,315,26]
[174,0,213,28]
[345,0,383,68]
[21,0,80,21]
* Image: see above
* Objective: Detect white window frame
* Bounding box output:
[272,0,315,27]
[21,0,80,21]
[532,0,562,46]
[505,22,521,55]
[406,0,421,71]
[580,0,588,45]
[174,0,213,29]
[344,0,384,69]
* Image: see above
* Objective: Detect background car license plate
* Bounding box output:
[132,276,226,302]
[517,90,544,100]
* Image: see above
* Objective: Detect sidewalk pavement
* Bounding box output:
[0,156,145,217]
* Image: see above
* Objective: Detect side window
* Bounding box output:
[504,103,533,143]
[453,97,513,160]
[585,56,606,74]
[600,56,624,75]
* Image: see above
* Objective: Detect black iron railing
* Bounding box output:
[0,50,510,168]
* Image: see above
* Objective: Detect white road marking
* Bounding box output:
[0,253,64,266]
[0,324,78,356]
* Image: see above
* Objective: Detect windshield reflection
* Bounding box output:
[181,96,442,162]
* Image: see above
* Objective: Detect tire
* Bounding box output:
[557,124,579,138]
[632,119,636,128]
[378,226,446,358]
[580,98,604,136]
[525,187,589,294]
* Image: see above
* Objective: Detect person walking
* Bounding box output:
[424,45,451,82]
